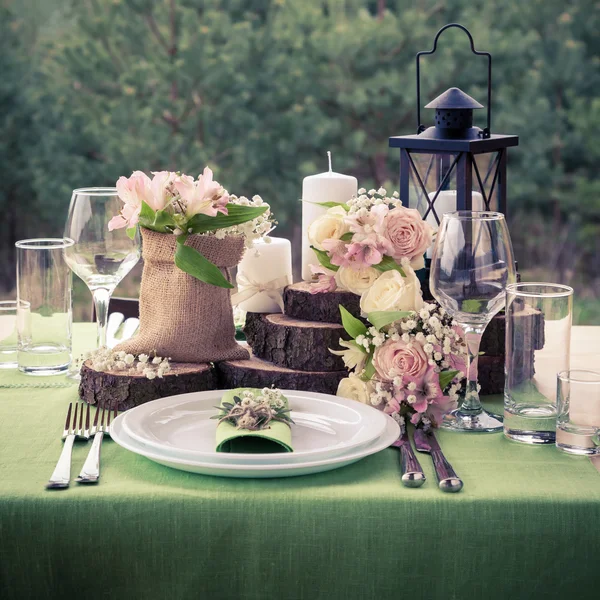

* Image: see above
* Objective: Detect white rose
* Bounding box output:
[337,374,374,404]
[307,206,349,250]
[335,266,381,295]
[359,267,424,314]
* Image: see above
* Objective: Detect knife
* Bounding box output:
[390,425,426,488]
[413,428,463,493]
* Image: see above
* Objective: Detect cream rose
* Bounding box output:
[359,268,424,314]
[384,207,433,270]
[372,338,429,382]
[335,266,380,295]
[337,374,374,404]
[307,206,350,250]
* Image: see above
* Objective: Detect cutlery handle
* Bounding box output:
[46,434,75,489]
[76,431,104,484]
[399,444,426,487]
[431,449,463,493]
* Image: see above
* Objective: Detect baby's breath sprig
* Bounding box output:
[84,348,171,380]
[212,388,293,431]
[346,187,402,217]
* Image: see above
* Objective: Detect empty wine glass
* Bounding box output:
[430,211,516,432]
[64,188,141,350]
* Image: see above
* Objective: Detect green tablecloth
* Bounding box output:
[1,324,599,600]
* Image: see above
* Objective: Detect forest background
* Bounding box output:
[1,0,599,324]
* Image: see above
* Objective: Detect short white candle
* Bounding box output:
[301,153,357,281]
[235,237,293,314]
[426,190,484,258]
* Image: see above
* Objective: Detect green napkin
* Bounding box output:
[215,388,293,453]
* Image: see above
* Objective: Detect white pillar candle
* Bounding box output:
[426,190,484,258]
[234,237,293,314]
[301,153,357,281]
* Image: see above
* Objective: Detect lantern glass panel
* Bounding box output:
[472,152,502,212]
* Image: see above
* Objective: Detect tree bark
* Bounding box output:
[283,283,361,323]
[79,360,218,411]
[216,352,347,396]
[244,312,351,372]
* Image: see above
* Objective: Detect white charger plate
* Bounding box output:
[121,389,389,464]
[111,412,400,478]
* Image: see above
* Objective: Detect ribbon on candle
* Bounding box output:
[231,273,291,312]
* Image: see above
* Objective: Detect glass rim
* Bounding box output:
[506,282,573,298]
[72,187,118,196]
[444,210,505,221]
[0,300,30,310]
[15,238,75,250]
[557,369,600,384]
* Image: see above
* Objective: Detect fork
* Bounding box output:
[76,405,117,484]
[46,402,90,489]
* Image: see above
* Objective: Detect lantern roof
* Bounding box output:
[425,87,483,110]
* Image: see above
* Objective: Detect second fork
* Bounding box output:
[76,405,117,484]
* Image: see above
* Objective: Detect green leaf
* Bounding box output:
[126,226,137,240]
[362,354,376,380]
[368,310,414,331]
[137,201,177,233]
[339,304,368,339]
[187,204,268,234]
[439,369,460,390]
[174,243,234,288]
[302,200,349,211]
[311,246,339,272]
[339,232,354,242]
[373,255,406,275]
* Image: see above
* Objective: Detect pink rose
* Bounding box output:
[384,207,433,270]
[373,338,429,383]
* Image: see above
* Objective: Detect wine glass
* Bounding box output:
[430,211,516,432]
[64,188,141,351]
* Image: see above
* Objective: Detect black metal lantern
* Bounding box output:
[389,24,518,223]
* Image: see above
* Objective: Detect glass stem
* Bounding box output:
[92,288,111,348]
[459,324,485,413]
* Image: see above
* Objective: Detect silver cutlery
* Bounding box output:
[46,403,90,489]
[391,425,426,487]
[76,405,117,485]
[414,428,463,493]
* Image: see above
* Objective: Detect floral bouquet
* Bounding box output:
[111,167,272,363]
[334,304,468,429]
[307,187,434,312]
[110,168,272,288]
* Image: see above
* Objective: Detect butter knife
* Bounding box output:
[414,428,463,493]
[391,425,426,487]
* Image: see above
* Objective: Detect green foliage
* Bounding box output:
[339,304,367,339]
[187,204,268,234]
[373,256,406,275]
[174,239,233,288]
[310,246,339,272]
[0,0,598,324]
[368,310,413,331]
[439,370,460,391]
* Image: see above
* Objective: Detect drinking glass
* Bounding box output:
[504,283,573,444]
[430,211,516,432]
[64,188,141,349]
[0,300,21,368]
[556,370,600,455]
[16,238,74,375]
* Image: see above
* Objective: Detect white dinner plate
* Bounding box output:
[111,412,400,478]
[121,389,389,464]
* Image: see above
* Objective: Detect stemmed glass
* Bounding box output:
[430,211,516,432]
[64,188,141,352]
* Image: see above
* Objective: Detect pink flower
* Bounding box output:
[309,264,337,294]
[372,338,429,383]
[384,397,401,416]
[109,171,155,230]
[344,204,392,264]
[426,394,458,428]
[174,167,229,218]
[321,238,349,266]
[150,171,177,210]
[408,366,445,413]
[384,206,433,270]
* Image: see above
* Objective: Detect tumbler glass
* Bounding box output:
[0,300,21,368]
[556,370,600,456]
[504,283,573,444]
[16,238,74,376]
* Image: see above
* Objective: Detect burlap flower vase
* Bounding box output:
[116,229,249,363]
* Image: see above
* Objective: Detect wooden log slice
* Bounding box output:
[216,352,347,396]
[244,312,350,372]
[283,282,361,323]
[79,360,218,411]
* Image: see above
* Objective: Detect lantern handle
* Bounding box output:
[416,23,492,138]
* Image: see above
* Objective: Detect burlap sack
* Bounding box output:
[116,229,249,363]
